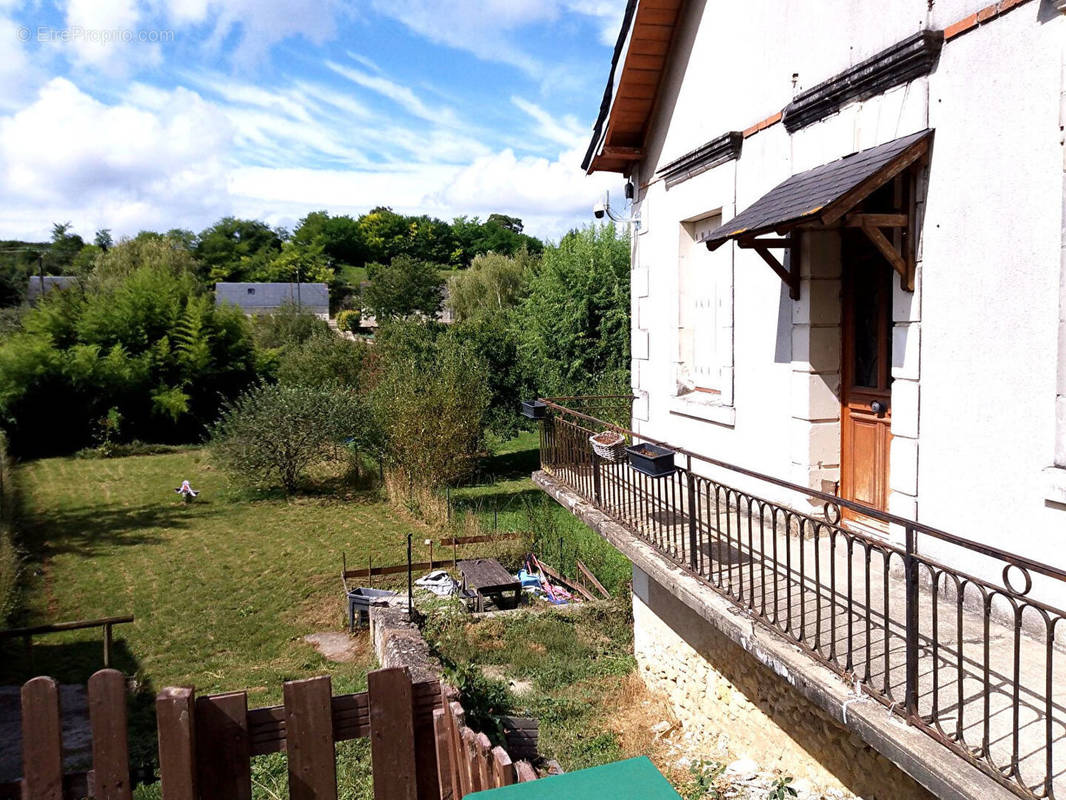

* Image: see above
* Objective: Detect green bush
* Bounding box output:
[249,302,331,350]
[371,321,490,487]
[335,309,362,333]
[0,249,258,457]
[517,222,630,397]
[210,382,366,493]
[275,331,368,389]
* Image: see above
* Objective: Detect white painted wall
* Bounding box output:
[627,0,1066,594]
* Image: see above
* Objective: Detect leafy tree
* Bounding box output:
[292,211,368,267]
[71,245,102,275]
[91,235,200,287]
[94,229,113,251]
[259,241,334,284]
[195,217,283,283]
[446,250,533,323]
[452,313,528,439]
[358,207,409,264]
[403,215,455,265]
[49,222,85,270]
[363,256,443,320]
[517,223,630,397]
[370,321,490,487]
[450,215,543,266]
[211,382,365,493]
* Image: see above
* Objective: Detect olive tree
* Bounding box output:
[210,382,364,493]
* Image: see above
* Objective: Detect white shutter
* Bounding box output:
[690,217,719,390]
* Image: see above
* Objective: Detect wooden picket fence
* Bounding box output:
[5,666,544,800]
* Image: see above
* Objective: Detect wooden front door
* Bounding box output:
[840,232,894,518]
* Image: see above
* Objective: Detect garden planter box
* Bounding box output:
[521,400,547,419]
[347,587,398,631]
[626,442,676,478]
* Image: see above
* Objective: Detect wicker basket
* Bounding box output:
[589,430,626,462]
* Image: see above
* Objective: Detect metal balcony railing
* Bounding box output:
[535,397,1065,800]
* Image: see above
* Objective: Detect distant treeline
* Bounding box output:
[0,209,543,308]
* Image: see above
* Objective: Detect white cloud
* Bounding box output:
[0,14,40,111]
[326,60,460,127]
[61,0,163,73]
[192,0,347,68]
[512,96,584,149]
[369,0,626,76]
[0,78,233,239]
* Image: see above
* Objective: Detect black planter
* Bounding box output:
[626,442,676,478]
[521,400,547,419]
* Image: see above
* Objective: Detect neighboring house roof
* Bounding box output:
[214,282,329,311]
[701,129,933,248]
[26,275,80,302]
[581,0,685,174]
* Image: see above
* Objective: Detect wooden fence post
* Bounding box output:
[431,709,453,800]
[368,668,418,800]
[20,676,64,800]
[445,701,469,798]
[195,692,252,800]
[283,676,338,800]
[461,729,481,794]
[474,734,494,788]
[490,748,514,787]
[156,687,197,800]
[88,669,131,800]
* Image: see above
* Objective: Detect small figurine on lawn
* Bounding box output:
[175,480,199,503]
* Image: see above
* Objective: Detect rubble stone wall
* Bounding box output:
[633,567,933,800]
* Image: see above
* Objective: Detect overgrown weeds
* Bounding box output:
[0,430,21,624]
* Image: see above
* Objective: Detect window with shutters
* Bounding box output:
[678,213,726,395]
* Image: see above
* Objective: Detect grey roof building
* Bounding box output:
[214,283,329,318]
[25,276,81,303]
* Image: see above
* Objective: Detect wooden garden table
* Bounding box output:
[457,558,521,612]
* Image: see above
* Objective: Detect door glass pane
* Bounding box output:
[852,267,880,388]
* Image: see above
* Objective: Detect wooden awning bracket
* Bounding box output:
[735,236,800,300]
[844,212,914,291]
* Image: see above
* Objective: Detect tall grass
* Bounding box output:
[0,431,20,624]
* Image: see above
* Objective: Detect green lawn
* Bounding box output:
[3,435,636,798]
[3,449,437,697]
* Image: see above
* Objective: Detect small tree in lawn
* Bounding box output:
[363,255,443,321]
[210,382,364,493]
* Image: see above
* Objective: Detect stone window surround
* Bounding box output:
[1048,21,1066,504]
[1048,244,1066,504]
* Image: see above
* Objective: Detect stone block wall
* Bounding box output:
[633,567,933,800]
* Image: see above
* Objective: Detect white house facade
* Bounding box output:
[533,2,1066,798]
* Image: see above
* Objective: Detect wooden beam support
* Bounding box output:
[843,213,908,228]
[752,245,799,300]
[600,145,643,161]
[819,137,930,225]
[736,237,792,248]
[860,224,911,290]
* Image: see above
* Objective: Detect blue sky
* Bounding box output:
[0,0,624,242]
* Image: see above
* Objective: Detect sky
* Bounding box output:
[0,0,626,244]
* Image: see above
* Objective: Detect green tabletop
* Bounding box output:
[466,757,681,799]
